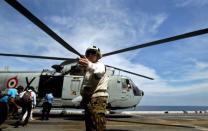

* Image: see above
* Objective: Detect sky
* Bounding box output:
[0,0,208,106]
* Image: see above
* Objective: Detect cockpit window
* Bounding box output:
[129,80,143,96]
[121,78,143,96]
[121,78,132,91]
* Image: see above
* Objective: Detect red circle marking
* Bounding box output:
[6,77,18,88]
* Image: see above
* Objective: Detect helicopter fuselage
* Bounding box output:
[0,70,143,109]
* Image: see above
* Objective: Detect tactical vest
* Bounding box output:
[81,70,101,97]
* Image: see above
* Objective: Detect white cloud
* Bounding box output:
[175,0,208,7]
[148,14,168,34]
[48,8,169,63]
[140,59,208,96]
[141,78,208,96]
[185,60,208,80]
[195,61,208,70]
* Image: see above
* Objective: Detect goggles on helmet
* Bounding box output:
[85,49,97,57]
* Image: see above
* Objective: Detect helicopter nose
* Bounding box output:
[141,90,144,96]
[133,87,144,96]
[138,90,144,96]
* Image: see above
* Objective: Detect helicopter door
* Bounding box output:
[62,76,83,99]
[38,75,64,98]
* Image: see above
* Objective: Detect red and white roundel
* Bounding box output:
[6,76,18,88]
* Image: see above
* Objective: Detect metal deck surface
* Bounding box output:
[1,113,208,131]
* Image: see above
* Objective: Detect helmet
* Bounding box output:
[85,46,102,59]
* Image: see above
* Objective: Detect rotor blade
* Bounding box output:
[60,59,79,65]
[5,0,82,57]
[0,53,77,61]
[103,28,208,57]
[106,65,154,80]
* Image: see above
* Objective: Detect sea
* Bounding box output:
[60,106,208,112]
[122,106,208,111]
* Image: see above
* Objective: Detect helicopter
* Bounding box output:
[0,0,208,109]
[0,66,148,109]
[0,0,155,109]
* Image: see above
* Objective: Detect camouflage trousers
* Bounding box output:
[83,96,108,131]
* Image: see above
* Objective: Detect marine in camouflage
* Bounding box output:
[83,96,108,131]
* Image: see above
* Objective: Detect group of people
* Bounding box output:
[0,86,37,127]
[1,46,108,131]
[0,85,54,129]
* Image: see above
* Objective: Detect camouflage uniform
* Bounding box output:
[80,61,109,131]
[83,96,108,131]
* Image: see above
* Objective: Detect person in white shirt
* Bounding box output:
[79,46,109,131]
[15,86,34,127]
[22,86,36,121]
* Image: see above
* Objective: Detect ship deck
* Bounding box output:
[1,113,208,131]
